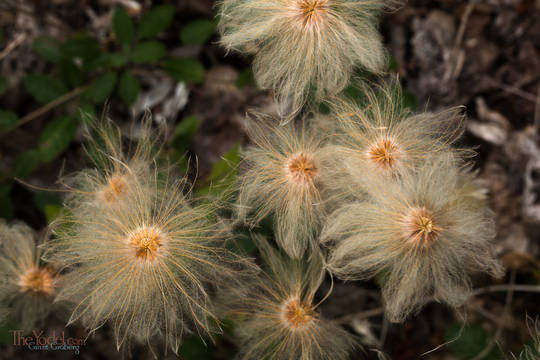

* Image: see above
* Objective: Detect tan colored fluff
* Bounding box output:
[321,154,504,322]
[518,317,540,360]
[43,119,252,354]
[221,235,357,360]
[0,221,58,331]
[328,82,468,183]
[237,113,329,258]
[218,0,394,121]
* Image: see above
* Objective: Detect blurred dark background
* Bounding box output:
[0,0,539,359]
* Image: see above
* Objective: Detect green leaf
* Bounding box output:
[33,37,62,63]
[118,70,140,106]
[180,19,216,45]
[84,71,118,104]
[235,69,254,88]
[163,58,204,84]
[61,34,101,61]
[402,88,418,111]
[109,52,129,67]
[24,74,68,105]
[44,204,62,223]
[0,110,18,131]
[445,323,504,360]
[59,59,85,87]
[38,116,78,162]
[113,7,134,45]
[13,150,41,178]
[197,144,241,197]
[131,41,166,63]
[0,183,13,220]
[139,5,175,39]
[171,115,199,152]
[179,336,215,360]
[0,76,8,95]
[0,320,19,345]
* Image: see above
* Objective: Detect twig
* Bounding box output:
[471,284,540,297]
[486,78,538,103]
[5,86,86,133]
[0,33,26,60]
[534,83,540,132]
[335,307,384,324]
[471,270,516,360]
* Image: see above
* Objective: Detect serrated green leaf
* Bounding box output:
[131,41,166,63]
[445,323,504,360]
[139,5,175,39]
[0,110,18,131]
[113,7,134,45]
[163,58,204,84]
[33,36,62,63]
[0,183,13,220]
[171,115,199,152]
[0,76,8,95]
[84,71,118,104]
[61,35,101,61]
[23,74,68,105]
[13,150,41,178]
[180,19,216,45]
[118,71,140,106]
[38,116,78,162]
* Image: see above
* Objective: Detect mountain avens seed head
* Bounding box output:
[286,153,318,185]
[128,226,163,262]
[403,207,442,247]
[18,267,55,296]
[367,137,400,171]
[297,0,328,27]
[282,297,315,329]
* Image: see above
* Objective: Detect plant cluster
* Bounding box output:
[1,1,532,359]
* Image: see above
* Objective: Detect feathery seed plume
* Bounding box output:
[237,113,330,258]
[221,235,357,360]
[218,0,395,121]
[321,155,504,322]
[43,119,252,354]
[0,221,58,331]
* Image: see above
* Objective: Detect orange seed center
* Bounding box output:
[403,207,442,247]
[282,298,315,329]
[102,176,127,203]
[286,153,318,185]
[19,267,55,296]
[367,138,400,170]
[129,227,163,262]
[297,0,328,26]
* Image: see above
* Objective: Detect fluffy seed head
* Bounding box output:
[217,0,395,121]
[329,81,468,181]
[221,236,356,360]
[44,119,251,353]
[0,221,57,331]
[237,113,329,258]
[321,155,504,322]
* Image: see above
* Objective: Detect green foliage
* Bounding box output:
[445,323,504,360]
[0,320,18,345]
[163,58,205,84]
[23,74,68,105]
[61,34,101,63]
[236,69,254,88]
[118,70,140,106]
[179,336,215,360]
[197,144,241,197]
[132,41,166,63]
[38,116,78,162]
[13,150,41,178]
[59,59,85,87]
[0,76,8,95]
[33,37,62,63]
[84,72,118,104]
[171,115,199,152]
[0,110,18,131]
[180,19,216,45]
[34,191,63,223]
[113,7,134,46]
[139,5,175,39]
